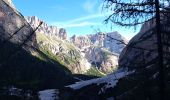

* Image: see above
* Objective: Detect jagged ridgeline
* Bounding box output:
[0,0,77,91]
[25,16,127,76]
[25,16,101,76]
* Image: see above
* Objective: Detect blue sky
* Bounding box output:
[13,0,140,39]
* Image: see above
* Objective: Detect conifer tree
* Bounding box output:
[103,0,170,99]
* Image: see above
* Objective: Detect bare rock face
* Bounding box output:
[4,0,12,5]
[59,28,67,40]
[100,55,118,73]
[0,0,36,48]
[70,35,92,49]
[26,16,91,74]
[3,0,15,8]
[70,32,127,74]
[71,32,127,54]
[84,47,118,73]
[25,16,67,40]
[119,12,170,70]
[36,32,91,74]
[119,19,158,70]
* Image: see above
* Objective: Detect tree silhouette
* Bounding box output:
[103,0,170,99]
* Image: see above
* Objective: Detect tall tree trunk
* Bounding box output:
[155,0,165,99]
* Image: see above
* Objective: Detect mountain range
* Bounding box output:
[0,0,128,99]
[25,16,128,75]
[2,0,169,100]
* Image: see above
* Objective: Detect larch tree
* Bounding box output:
[103,0,170,100]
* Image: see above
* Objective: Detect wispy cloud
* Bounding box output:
[66,14,103,23]
[51,11,112,28]
[62,12,111,23]
[55,22,100,28]
[83,0,98,13]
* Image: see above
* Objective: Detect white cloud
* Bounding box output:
[51,11,112,28]
[56,22,100,28]
[62,12,111,24]
[67,14,103,23]
[83,0,98,13]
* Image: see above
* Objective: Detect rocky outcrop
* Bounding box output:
[25,16,67,40]
[71,32,128,54]
[70,35,92,49]
[114,15,170,99]
[36,32,91,74]
[119,12,170,71]
[0,0,36,49]
[119,13,170,70]
[59,28,67,40]
[3,0,15,9]
[4,0,12,5]
[70,32,127,74]
[84,47,118,73]
[119,20,158,70]
[100,55,118,73]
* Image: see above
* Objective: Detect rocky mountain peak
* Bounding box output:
[4,0,12,4]
[70,35,92,49]
[0,0,36,48]
[69,31,127,73]
[59,28,67,40]
[25,16,67,40]
[5,0,12,4]
[3,0,14,8]
[71,31,128,54]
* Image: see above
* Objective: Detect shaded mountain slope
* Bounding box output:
[0,41,76,90]
[0,0,76,91]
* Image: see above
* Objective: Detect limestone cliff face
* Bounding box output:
[26,16,67,40]
[119,13,170,71]
[25,17,91,74]
[0,0,36,49]
[70,35,92,49]
[84,47,118,73]
[119,19,158,70]
[3,0,15,9]
[36,32,91,74]
[71,32,128,54]
[70,32,127,73]
[5,0,11,3]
